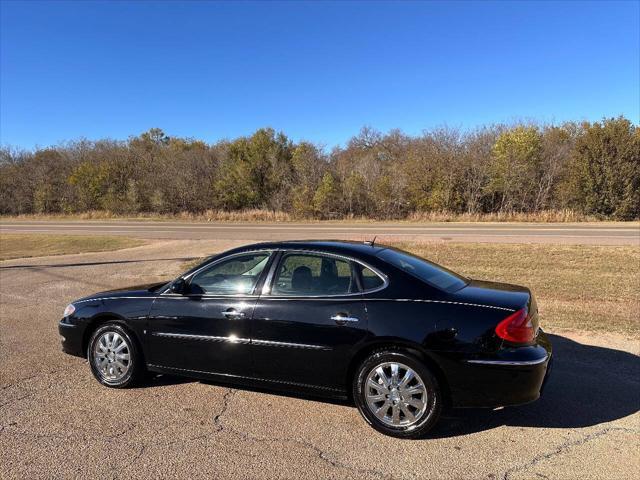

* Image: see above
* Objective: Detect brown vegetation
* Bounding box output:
[1,117,638,220]
[0,209,612,223]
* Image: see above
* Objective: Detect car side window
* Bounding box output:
[189,253,270,295]
[271,253,355,296]
[359,265,385,291]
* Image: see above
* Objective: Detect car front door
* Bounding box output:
[251,251,369,391]
[146,251,273,377]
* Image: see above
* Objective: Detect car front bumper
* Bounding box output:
[59,317,86,357]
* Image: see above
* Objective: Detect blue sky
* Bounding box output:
[1,0,638,150]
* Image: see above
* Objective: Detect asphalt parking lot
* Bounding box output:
[1,239,639,479]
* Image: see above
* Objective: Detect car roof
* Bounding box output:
[225,240,388,260]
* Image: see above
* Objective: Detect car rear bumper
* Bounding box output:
[59,318,86,357]
[463,351,551,407]
[444,330,553,408]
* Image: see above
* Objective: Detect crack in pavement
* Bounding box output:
[110,444,147,480]
[502,426,639,480]
[105,424,139,441]
[0,393,35,409]
[211,388,396,479]
[126,444,147,468]
[1,375,42,391]
[213,388,237,433]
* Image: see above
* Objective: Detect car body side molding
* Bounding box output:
[152,332,330,350]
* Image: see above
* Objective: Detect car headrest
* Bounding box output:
[291,266,313,291]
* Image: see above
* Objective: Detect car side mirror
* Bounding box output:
[170,278,187,294]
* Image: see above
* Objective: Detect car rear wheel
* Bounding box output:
[87,323,143,388]
[353,350,442,438]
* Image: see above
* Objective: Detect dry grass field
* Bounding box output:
[0,233,143,260]
[393,242,640,337]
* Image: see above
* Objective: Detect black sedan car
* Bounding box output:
[59,240,552,438]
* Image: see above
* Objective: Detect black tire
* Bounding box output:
[353,349,442,439]
[87,323,144,388]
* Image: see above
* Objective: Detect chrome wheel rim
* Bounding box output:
[93,332,131,382]
[365,362,428,428]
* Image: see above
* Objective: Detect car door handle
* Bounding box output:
[222,309,245,319]
[331,314,359,325]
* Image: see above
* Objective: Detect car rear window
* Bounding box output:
[358,265,386,291]
[376,248,468,292]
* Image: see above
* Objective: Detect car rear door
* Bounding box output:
[251,251,369,391]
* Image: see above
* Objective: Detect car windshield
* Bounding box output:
[377,248,468,292]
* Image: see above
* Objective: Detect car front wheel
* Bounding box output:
[353,350,442,438]
[87,323,143,388]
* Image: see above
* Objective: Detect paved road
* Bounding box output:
[1,220,639,245]
[1,240,638,479]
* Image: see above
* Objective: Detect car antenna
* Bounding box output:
[365,236,377,247]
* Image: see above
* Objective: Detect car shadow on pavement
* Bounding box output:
[430,333,640,438]
[143,373,196,388]
[135,333,639,437]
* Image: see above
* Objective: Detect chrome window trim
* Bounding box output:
[264,248,389,298]
[161,249,275,296]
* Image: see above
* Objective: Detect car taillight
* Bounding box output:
[495,308,535,343]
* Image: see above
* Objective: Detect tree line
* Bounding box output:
[1,116,638,220]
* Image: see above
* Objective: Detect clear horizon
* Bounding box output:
[1,0,638,151]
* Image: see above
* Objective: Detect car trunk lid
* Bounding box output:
[453,279,532,312]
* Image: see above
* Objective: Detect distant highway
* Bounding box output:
[1,220,638,245]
